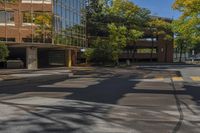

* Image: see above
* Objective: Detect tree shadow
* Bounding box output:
[0,67,199,133]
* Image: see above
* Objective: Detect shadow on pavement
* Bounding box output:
[0,67,199,133]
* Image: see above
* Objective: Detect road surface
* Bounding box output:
[0,65,200,133]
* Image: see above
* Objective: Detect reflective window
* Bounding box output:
[137,48,157,54]
[22,12,32,23]
[53,0,86,47]
[0,11,14,24]
[0,0,86,46]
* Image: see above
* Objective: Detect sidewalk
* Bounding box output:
[0,67,73,86]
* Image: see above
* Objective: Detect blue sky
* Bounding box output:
[131,0,181,19]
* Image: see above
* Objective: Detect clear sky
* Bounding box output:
[131,0,181,19]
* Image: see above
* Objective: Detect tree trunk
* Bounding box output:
[150,37,154,62]
[176,48,178,59]
[179,43,183,63]
[132,41,136,62]
[165,43,168,62]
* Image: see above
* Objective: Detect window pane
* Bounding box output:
[0,11,5,23]
[6,11,14,23]
[22,12,32,23]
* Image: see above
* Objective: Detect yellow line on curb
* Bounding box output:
[172,77,183,81]
[191,76,200,81]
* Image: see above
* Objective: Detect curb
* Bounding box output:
[0,73,73,87]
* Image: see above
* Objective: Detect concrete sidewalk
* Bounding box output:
[0,67,73,87]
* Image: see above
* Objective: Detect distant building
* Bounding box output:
[0,0,86,69]
[121,17,174,63]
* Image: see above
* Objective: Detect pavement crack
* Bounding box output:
[170,78,184,133]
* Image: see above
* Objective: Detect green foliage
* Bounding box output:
[149,18,173,41]
[128,29,144,42]
[108,0,140,18]
[173,0,200,48]
[92,38,113,64]
[108,23,127,48]
[86,0,149,64]
[82,48,94,63]
[173,0,200,18]
[0,43,9,62]
[108,23,128,64]
[86,0,150,37]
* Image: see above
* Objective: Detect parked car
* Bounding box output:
[7,59,24,69]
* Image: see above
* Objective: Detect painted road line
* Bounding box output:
[191,76,200,81]
[172,77,184,82]
[129,78,164,82]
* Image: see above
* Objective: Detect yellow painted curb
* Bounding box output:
[172,77,183,81]
[191,76,200,81]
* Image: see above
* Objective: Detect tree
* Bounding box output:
[82,48,94,64]
[147,19,160,62]
[151,19,173,62]
[0,43,9,62]
[174,35,188,62]
[172,0,200,51]
[86,0,150,64]
[107,23,127,64]
[92,38,113,64]
[148,18,173,62]
[173,0,200,17]
[127,29,143,61]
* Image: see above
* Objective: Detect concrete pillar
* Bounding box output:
[72,50,77,66]
[66,49,72,67]
[26,47,38,70]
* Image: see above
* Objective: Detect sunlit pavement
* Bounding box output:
[0,65,200,133]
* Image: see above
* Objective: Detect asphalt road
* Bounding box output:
[0,65,200,133]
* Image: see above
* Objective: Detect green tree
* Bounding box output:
[147,19,160,62]
[0,43,9,62]
[148,18,173,62]
[128,29,143,61]
[172,0,200,51]
[92,38,113,64]
[108,23,127,65]
[86,0,150,64]
[82,48,94,64]
[174,35,189,62]
[149,19,173,62]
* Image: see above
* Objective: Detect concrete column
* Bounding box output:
[26,47,38,70]
[72,50,77,66]
[66,49,72,67]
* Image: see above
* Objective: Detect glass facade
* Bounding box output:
[53,0,86,47]
[0,0,86,47]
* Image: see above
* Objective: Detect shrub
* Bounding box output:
[0,43,9,62]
